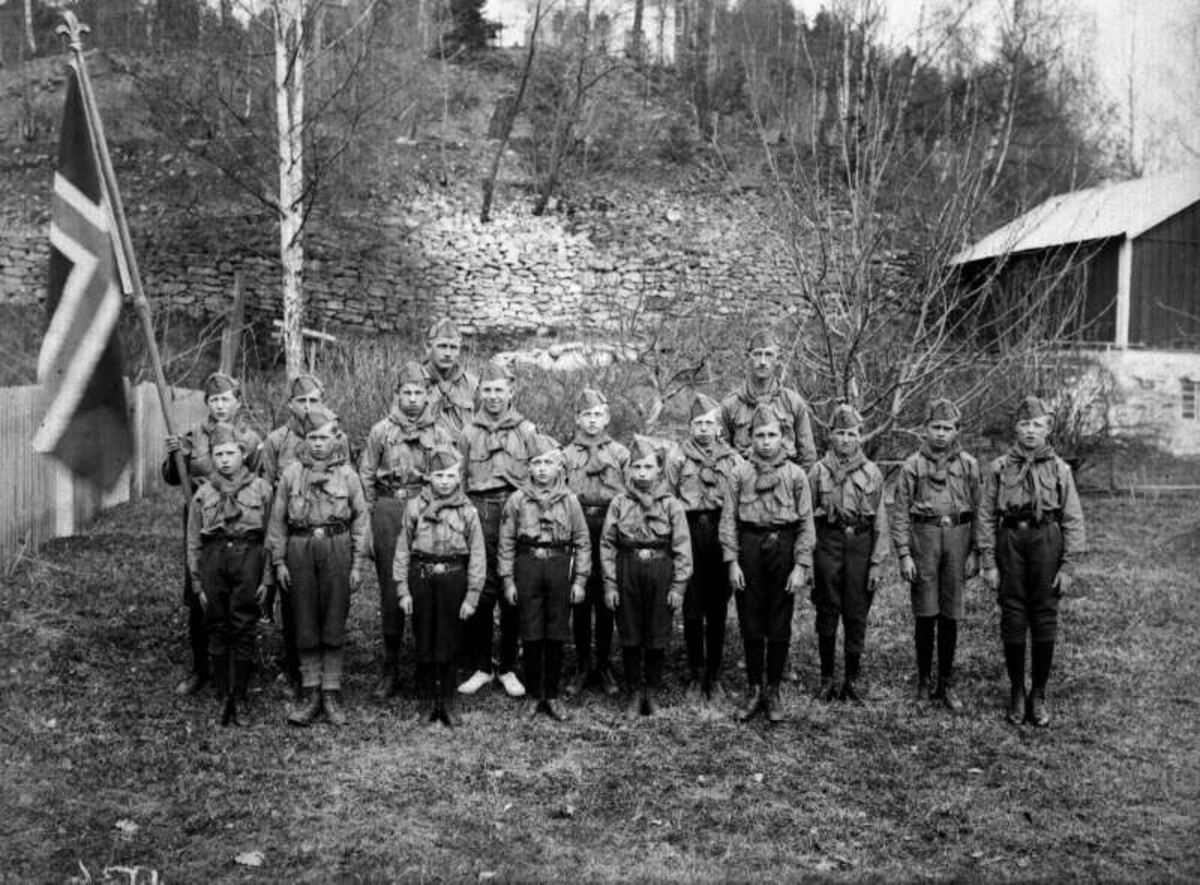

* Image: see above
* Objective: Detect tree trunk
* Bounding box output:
[275,0,306,377]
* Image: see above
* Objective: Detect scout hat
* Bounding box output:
[300,405,338,435]
[750,404,781,430]
[925,397,962,425]
[529,433,563,463]
[830,403,864,430]
[203,372,239,398]
[1016,395,1052,422]
[576,388,608,412]
[629,435,663,465]
[747,328,780,351]
[479,361,514,384]
[428,444,462,472]
[209,422,248,451]
[289,374,324,398]
[395,360,427,389]
[427,318,462,342]
[690,392,721,422]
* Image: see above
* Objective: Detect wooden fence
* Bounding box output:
[0,382,205,569]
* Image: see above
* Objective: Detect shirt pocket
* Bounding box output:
[321,474,352,522]
[236,487,267,530]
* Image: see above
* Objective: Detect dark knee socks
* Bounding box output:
[766,640,788,686]
[915,616,936,680]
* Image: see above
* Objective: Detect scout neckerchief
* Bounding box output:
[296,447,346,525]
[737,375,781,408]
[472,407,525,454]
[209,467,256,523]
[1004,442,1056,520]
[523,475,570,537]
[419,485,467,523]
[748,449,790,511]
[626,479,672,535]
[821,448,867,519]
[683,438,734,488]
[427,361,464,397]
[919,438,961,483]
[387,403,437,441]
[572,431,616,476]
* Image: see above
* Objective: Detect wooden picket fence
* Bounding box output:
[0,381,206,570]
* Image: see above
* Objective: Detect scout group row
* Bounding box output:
[169,320,1085,731]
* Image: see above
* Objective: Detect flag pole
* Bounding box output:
[56,12,191,499]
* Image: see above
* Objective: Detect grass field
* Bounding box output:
[0,491,1197,883]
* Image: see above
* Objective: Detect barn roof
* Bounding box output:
[950,170,1200,265]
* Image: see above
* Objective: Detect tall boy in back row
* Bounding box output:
[890,398,981,711]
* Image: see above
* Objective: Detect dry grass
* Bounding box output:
[0,492,1197,882]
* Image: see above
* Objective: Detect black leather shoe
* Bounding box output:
[175,673,209,696]
[598,667,620,697]
[623,691,643,721]
[941,685,964,713]
[542,698,570,722]
[840,677,864,703]
[1029,693,1050,727]
[736,685,763,722]
[684,670,704,703]
[644,689,662,717]
[915,676,932,703]
[765,684,784,723]
[287,688,322,727]
[1006,687,1026,726]
[441,698,463,728]
[564,671,588,698]
[323,691,348,727]
[817,677,838,703]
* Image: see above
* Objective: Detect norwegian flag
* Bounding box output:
[31,65,132,491]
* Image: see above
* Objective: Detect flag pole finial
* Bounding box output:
[56,11,91,53]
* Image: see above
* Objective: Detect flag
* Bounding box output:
[31,65,132,491]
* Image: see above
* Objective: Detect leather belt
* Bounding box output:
[1000,511,1061,530]
[818,517,872,536]
[290,523,348,538]
[581,502,610,518]
[517,543,572,560]
[378,483,422,499]
[618,542,670,562]
[688,509,721,522]
[412,553,468,575]
[203,532,263,546]
[911,512,974,527]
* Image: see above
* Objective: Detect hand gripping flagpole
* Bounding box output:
[57,12,192,500]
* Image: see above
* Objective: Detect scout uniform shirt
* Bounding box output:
[600,484,694,599]
[392,488,487,608]
[889,442,982,559]
[669,439,743,513]
[976,444,1086,572]
[808,451,890,568]
[497,480,592,582]
[186,468,275,586]
[261,419,351,486]
[265,451,371,573]
[718,452,815,567]
[460,408,538,493]
[358,406,450,505]
[165,416,262,486]
[720,380,818,468]
[562,433,629,510]
[422,361,479,436]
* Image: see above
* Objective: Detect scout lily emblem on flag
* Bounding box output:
[31,65,133,490]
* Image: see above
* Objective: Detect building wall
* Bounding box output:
[1097,348,1200,456]
[1131,202,1200,348]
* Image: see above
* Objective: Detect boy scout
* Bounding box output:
[186,423,274,726]
[259,373,326,697]
[978,396,1085,728]
[458,362,538,698]
[266,405,370,727]
[809,404,889,703]
[561,388,629,698]
[720,329,817,468]
[394,445,486,728]
[667,392,743,702]
[422,318,479,435]
[359,361,451,700]
[719,405,815,722]
[601,437,692,719]
[164,372,262,697]
[890,398,981,711]
[499,435,591,721]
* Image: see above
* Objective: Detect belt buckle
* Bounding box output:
[843,525,856,537]
[533,548,550,560]
[764,531,779,544]
[312,526,326,539]
[636,549,654,561]
[428,562,448,575]
[938,515,952,527]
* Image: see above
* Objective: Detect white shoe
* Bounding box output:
[458,670,493,695]
[497,671,526,698]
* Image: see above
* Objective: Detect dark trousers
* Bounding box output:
[684,512,732,678]
[409,563,468,664]
[179,505,207,679]
[735,526,797,642]
[909,522,971,620]
[996,522,1063,644]
[812,525,874,655]
[372,497,407,641]
[200,539,264,663]
[465,492,519,674]
[616,553,673,651]
[523,639,565,699]
[287,533,352,689]
[514,550,573,642]
[572,511,614,671]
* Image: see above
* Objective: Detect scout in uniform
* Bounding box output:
[499,435,591,721]
[720,329,817,468]
[164,372,262,697]
[186,423,274,726]
[561,388,629,698]
[457,362,538,698]
[393,445,486,728]
[258,373,331,697]
[667,392,744,702]
[978,396,1086,727]
[601,438,692,719]
[422,318,479,436]
[809,404,889,703]
[719,405,815,722]
[359,361,451,700]
[266,405,370,727]
[890,398,981,711]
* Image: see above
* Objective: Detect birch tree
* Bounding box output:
[273,0,306,376]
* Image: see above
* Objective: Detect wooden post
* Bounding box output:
[57,12,191,499]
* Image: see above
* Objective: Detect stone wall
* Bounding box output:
[1,186,803,337]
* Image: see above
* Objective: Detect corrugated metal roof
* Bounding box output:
[950,170,1200,265]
